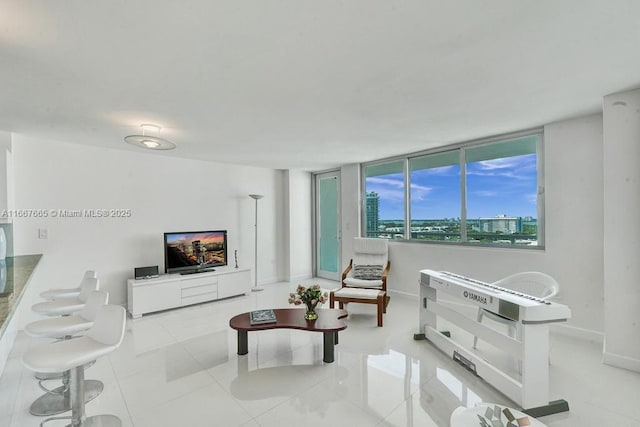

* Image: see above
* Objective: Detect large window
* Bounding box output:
[363,160,404,239]
[362,131,543,247]
[409,150,461,242]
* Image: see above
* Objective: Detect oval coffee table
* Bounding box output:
[229,308,348,363]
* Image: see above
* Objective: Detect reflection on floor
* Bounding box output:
[0,279,639,426]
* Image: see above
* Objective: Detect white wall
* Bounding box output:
[340,164,361,273]
[603,88,640,372]
[283,169,313,282]
[341,114,605,336]
[0,131,14,257]
[11,135,287,328]
[0,131,11,216]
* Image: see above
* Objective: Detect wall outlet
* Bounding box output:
[38,228,48,239]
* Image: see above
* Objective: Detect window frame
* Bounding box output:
[361,128,545,249]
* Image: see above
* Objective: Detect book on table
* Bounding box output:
[249,309,277,325]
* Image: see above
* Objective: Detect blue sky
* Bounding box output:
[366,154,537,220]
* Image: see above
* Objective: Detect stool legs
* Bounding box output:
[39,365,121,427]
[30,378,103,416]
[71,365,86,424]
[31,360,103,416]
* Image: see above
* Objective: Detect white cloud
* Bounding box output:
[410,182,433,201]
[366,176,433,202]
[476,158,521,170]
[367,177,404,201]
[473,190,497,197]
[367,176,403,188]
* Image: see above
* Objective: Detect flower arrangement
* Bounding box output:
[289,284,329,320]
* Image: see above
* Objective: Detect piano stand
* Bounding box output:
[419,269,572,415]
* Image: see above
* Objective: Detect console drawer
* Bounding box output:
[181,291,218,306]
[180,275,218,288]
[181,283,217,298]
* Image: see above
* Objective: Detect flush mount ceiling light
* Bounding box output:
[124,124,176,150]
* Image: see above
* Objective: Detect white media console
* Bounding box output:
[127,267,251,318]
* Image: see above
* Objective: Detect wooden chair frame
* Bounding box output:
[330,259,391,326]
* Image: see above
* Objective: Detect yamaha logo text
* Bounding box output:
[463,290,488,305]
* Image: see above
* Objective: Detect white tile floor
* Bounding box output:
[1,279,639,426]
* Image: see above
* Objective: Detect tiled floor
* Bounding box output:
[1,279,639,426]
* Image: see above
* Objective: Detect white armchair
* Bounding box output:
[330,238,391,326]
[342,237,390,289]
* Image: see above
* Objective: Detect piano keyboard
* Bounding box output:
[440,271,552,305]
[420,269,571,322]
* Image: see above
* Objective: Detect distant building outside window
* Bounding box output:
[363,160,404,240]
[366,192,380,237]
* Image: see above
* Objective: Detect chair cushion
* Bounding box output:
[334,288,383,299]
[343,277,383,288]
[353,264,383,280]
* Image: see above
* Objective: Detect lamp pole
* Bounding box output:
[249,194,264,292]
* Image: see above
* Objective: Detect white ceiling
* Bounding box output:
[1,1,639,171]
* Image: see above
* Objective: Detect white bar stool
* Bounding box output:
[40,270,98,300]
[25,290,109,416]
[32,277,99,316]
[23,304,126,427]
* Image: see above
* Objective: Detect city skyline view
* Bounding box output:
[366,153,538,220]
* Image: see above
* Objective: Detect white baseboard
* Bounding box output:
[287,273,313,283]
[603,340,640,373]
[387,289,419,300]
[550,323,604,344]
[258,275,280,286]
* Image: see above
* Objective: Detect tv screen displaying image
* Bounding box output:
[164,230,227,274]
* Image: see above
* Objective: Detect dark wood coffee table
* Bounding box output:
[229,308,348,363]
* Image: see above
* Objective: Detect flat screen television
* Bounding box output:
[164,230,227,274]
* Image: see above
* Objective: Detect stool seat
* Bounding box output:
[25,315,92,338]
[40,287,81,300]
[32,277,99,316]
[24,335,118,374]
[26,290,108,339]
[40,270,98,300]
[32,298,85,316]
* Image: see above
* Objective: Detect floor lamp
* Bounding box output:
[249,194,264,292]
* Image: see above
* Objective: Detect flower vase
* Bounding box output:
[304,303,318,320]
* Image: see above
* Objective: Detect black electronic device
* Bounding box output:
[164,230,228,274]
[134,265,159,280]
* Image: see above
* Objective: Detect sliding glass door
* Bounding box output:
[315,171,341,280]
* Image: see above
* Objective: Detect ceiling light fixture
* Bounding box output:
[124,124,176,150]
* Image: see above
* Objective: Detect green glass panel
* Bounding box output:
[319,177,338,273]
